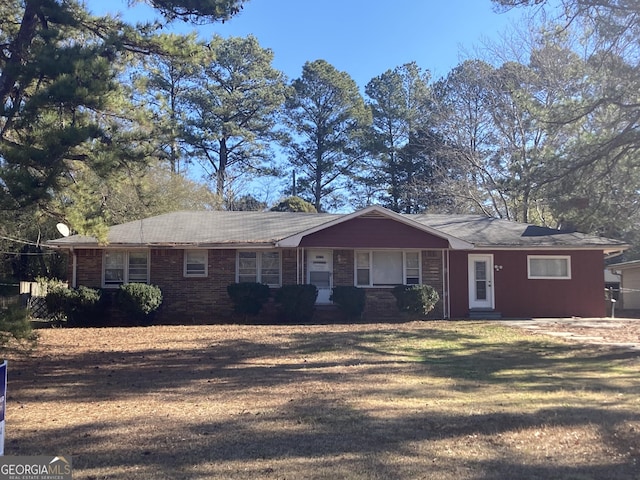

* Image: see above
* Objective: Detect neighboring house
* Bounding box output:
[607,260,640,311]
[47,205,627,322]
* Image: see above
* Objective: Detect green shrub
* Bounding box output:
[116,283,163,325]
[331,286,366,318]
[275,284,317,323]
[227,283,271,316]
[392,285,439,316]
[0,304,37,351]
[45,285,103,326]
[44,284,72,323]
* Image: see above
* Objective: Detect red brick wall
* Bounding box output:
[331,249,444,319]
[282,249,299,285]
[73,247,446,323]
[150,249,237,323]
[333,250,354,285]
[73,248,240,323]
[75,249,102,287]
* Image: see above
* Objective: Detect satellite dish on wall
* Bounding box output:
[56,223,70,237]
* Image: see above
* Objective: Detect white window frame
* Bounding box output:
[103,250,149,287]
[355,250,422,287]
[236,250,282,286]
[184,250,208,277]
[527,255,571,280]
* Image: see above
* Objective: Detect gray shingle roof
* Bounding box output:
[411,213,625,250]
[49,211,337,247]
[47,208,628,251]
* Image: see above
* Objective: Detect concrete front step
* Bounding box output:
[469,309,502,320]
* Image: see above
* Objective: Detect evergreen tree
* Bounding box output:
[363,62,445,213]
[282,60,371,212]
[133,33,203,174]
[182,35,287,198]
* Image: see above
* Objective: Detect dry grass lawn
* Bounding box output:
[4,321,640,479]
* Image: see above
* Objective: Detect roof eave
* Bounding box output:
[48,241,281,249]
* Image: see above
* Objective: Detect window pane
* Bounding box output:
[405,252,420,284]
[356,269,370,286]
[238,252,257,282]
[356,252,370,268]
[128,252,148,283]
[529,257,569,278]
[405,252,419,269]
[476,281,487,300]
[310,271,331,287]
[104,252,125,285]
[356,252,370,286]
[372,251,403,285]
[475,261,487,281]
[185,251,207,276]
[260,252,280,285]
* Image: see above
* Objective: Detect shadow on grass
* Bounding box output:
[10,401,640,479]
[9,326,485,404]
[7,323,640,479]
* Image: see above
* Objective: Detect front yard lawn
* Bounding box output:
[5,321,640,479]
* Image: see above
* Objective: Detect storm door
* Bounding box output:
[307,250,333,304]
[468,254,495,309]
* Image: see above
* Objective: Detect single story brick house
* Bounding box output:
[47,205,627,322]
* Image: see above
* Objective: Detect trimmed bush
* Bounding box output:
[275,284,317,323]
[116,283,163,325]
[227,283,271,316]
[45,285,103,326]
[331,286,366,318]
[392,285,439,316]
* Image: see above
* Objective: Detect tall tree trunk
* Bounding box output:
[314,150,323,212]
[0,1,40,127]
[217,138,228,197]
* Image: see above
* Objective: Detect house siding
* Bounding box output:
[300,218,449,249]
[449,250,606,318]
[618,268,640,310]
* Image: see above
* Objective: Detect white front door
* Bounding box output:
[468,254,494,309]
[307,250,333,304]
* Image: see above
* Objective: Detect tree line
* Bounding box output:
[1,0,639,280]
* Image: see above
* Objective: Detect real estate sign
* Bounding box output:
[0,360,6,456]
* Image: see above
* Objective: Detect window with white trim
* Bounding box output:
[527,255,571,279]
[103,250,149,287]
[237,251,281,286]
[184,250,208,277]
[355,250,421,286]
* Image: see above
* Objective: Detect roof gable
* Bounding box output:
[276,206,473,249]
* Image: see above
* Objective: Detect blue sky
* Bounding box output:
[86,0,529,202]
[90,0,526,89]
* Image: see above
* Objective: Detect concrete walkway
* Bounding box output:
[496,317,640,351]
